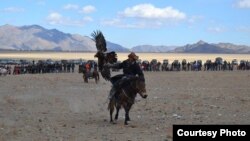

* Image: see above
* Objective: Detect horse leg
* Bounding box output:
[83,73,86,82]
[115,104,121,120]
[94,73,97,83]
[124,105,130,125]
[109,101,114,123]
[94,72,98,84]
[126,104,132,121]
[110,108,114,123]
[84,73,88,83]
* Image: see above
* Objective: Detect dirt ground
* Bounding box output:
[0,71,250,141]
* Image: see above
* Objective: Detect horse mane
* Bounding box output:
[119,76,144,98]
[128,76,145,84]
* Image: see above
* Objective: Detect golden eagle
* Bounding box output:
[92,30,117,81]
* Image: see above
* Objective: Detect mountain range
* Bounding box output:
[173,40,250,54]
[0,24,129,52]
[0,24,250,53]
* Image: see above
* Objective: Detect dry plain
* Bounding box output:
[1,52,250,63]
[0,70,250,141]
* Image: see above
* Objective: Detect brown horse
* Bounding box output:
[108,76,147,125]
[83,68,100,83]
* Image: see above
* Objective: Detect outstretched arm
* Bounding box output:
[104,62,122,69]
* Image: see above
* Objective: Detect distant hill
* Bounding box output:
[130,41,250,53]
[131,45,176,53]
[0,24,250,53]
[215,42,250,53]
[0,24,128,52]
[173,40,250,53]
[107,41,130,52]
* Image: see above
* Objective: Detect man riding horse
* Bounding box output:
[92,30,147,125]
[91,30,145,99]
[105,52,145,99]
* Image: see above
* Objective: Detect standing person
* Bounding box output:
[105,52,145,99]
[63,63,66,72]
[85,62,90,73]
[71,63,75,73]
[67,63,71,72]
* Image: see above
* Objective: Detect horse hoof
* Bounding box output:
[110,120,117,124]
[115,116,118,120]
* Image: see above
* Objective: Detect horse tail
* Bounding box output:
[96,71,99,78]
[107,99,115,110]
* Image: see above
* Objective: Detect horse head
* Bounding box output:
[135,77,147,99]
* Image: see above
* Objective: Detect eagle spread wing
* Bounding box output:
[91,30,107,52]
[92,30,117,81]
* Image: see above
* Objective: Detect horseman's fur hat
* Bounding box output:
[128,52,139,60]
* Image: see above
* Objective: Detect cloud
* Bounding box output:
[102,18,167,29]
[47,4,95,26]
[46,12,93,26]
[120,3,186,20]
[102,3,187,29]
[188,16,204,24]
[236,0,250,8]
[47,12,63,25]
[1,7,24,13]
[62,4,96,14]
[36,0,46,6]
[63,4,79,10]
[101,18,145,28]
[83,16,93,22]
[79,5,96,14]
[207,27,226,33]
[236,26,250,33]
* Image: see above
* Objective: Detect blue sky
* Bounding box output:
[0,0,250,48]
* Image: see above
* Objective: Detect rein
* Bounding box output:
[121,89,134,104]
[119,79,142,104]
